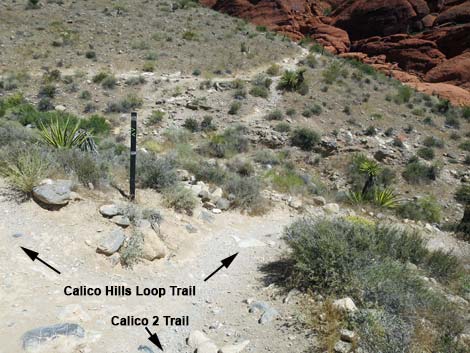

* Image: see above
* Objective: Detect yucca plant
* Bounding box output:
[373,188,401,209]
[39,118,88,149]
[0,150,48,195]
[277,69,305,91]
[346,190,366,205]
[359,159,381,196]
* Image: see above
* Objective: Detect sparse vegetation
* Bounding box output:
[290,127,320,151]
[163,185,197,215]
[397,196,441,223]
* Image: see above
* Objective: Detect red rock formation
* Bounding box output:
[333,0,430,40]
[352,34,446,74]
[419,24,470,57]
[435,1,470,24]
[424,51,470,88]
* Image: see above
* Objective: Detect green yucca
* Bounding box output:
[39,118,88,149]
[346,190,366,205]
[277,69,305,91]
[373,188,400,209]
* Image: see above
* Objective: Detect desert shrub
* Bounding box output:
[0,120,36,146]
[343,105,351,115]
[274,122,291,133]
[394,85,413,104]
[265,109,283,121]
[458,140,470,152]
[462,106,470,120]
[278,69,307,94]
[425,250,461,283]
[137,154,178,190]
[85,50,96,59]
[396,196,441,223]
[286,108,296,116]
[101,75,117,89]
[303,54,318,68]
[266,64,280,76]
[37,98,54,112]
[192,68,201,76]
[147,110,165,125]
[291,127,321,151]
[163,185,197,215]
[92,72,109,83]
[182,30,197,40]
[402,160,439,184]
[233,88,246,99]
[125,76,146,86]
[182,118,199,132]
[163,128,191,145]
[80,115,110,135]
[265,167,306,194]
[26,0,41,9]
[417,146,435,160]
[433,99,450,114]
[225,175,264,211]
[39,117,88,149]
[228,101,241,115]
[54,149,108,187]
[200,115,216,131]
[186,160,226,185]
[203,125,249,158]
[42,69,61,83]
[0,148,48,195]
[79,90,91,100]
[322,61,343,84]
[423,136,444,148]
[106,94,143,113]
[302,104,322,117]
[254,149,280,166]
[445,114,460,128]
[38,84,56,98]
[249,85,268,98]
[120,230,144,268]
[227,158,254,176]
[143,62,155,72]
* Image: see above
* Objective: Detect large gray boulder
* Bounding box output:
[33,180,73,207]
[22,323,84,349]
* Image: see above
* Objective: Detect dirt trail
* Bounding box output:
[0,176,315,353]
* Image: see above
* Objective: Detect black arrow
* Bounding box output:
[204,253,238,282]
[21,247,61,274]
[145,327,163,351]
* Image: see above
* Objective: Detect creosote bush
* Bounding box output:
[396,196,441,223]
[163,185,197,215]
[290,127,320,151]
[137,154,177,191]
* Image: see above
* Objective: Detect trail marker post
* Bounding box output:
[130,112,137,200]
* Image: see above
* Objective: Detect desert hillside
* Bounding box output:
[0,1,469,353]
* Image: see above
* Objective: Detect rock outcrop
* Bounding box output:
[201,0,470,105]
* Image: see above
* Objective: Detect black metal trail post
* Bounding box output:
[130,112,137,201]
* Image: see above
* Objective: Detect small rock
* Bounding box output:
[334,340,352,353]
[187,330,210,348]
[323,203,340,214]
[203,202,216,210]
[219,340,250,353]
[249,301,270,313]
[259,307,279,324]
[141,229,166,261]
[196,341,218,353]
[111,215,131,227]
[289,198,302,209]
[210,187,223,203]
[96,229,125,256]
[212,208,222,214]
[108,253,121,267]
[138,345,154,353]
[312,196,326,206]
[54,105,66,112]
[12,232,24,238]
[216,197,231,211]
[333,298,358,313]
[185,223,198,233]
[99,204,121,217]
[340,329,356,343]
[22,323,85,349]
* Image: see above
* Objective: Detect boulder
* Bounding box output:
[420,24,470,58]
[424,52,470,89]
[187,330,210,349]
[99,204,121,217]
[32,179,73,207]
[323,203,340,214]
[435,1,470,25]
[333,297,358,313]
[216,197,231,211]
[97,229,125,256]
[141,229,166,261]
[22,323,85,349]
[111,215,131,227]
[196,341,218,353]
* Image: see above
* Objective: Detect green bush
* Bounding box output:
[203,126,249,158]
[186,160,226,185]
[39,118,88,149]
[101,75,117,89]
[265,167,306,194]
[228,101,241,115]
[462,106,470,120]
[274,122,291,133]
[0,148,48,195]
[394,85,413,104]
[417,146,435,160]
[80,115,110,135]
[182,118,199,132]
[265,109,283,121]
[79,90,92,100]
[396,196,441,223]
[266,64,280,76]
[249,85,269,98]
[227,158,254,176]
[200,116,216,131]
[302,104,322,117]
[120,230,144,268]
[254,149,279,166]
[106,94,143,113]
[137,154,178,190]
[291,127,320,151]
[225,175,264,211]
[423,136,444,148]
[402,160,439,184]
[163,185,197,215]
[38,84,56,98]
[147,110,165,125]
[92,72,109,84]
[125,76,146,86]
[458,140,470,152]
